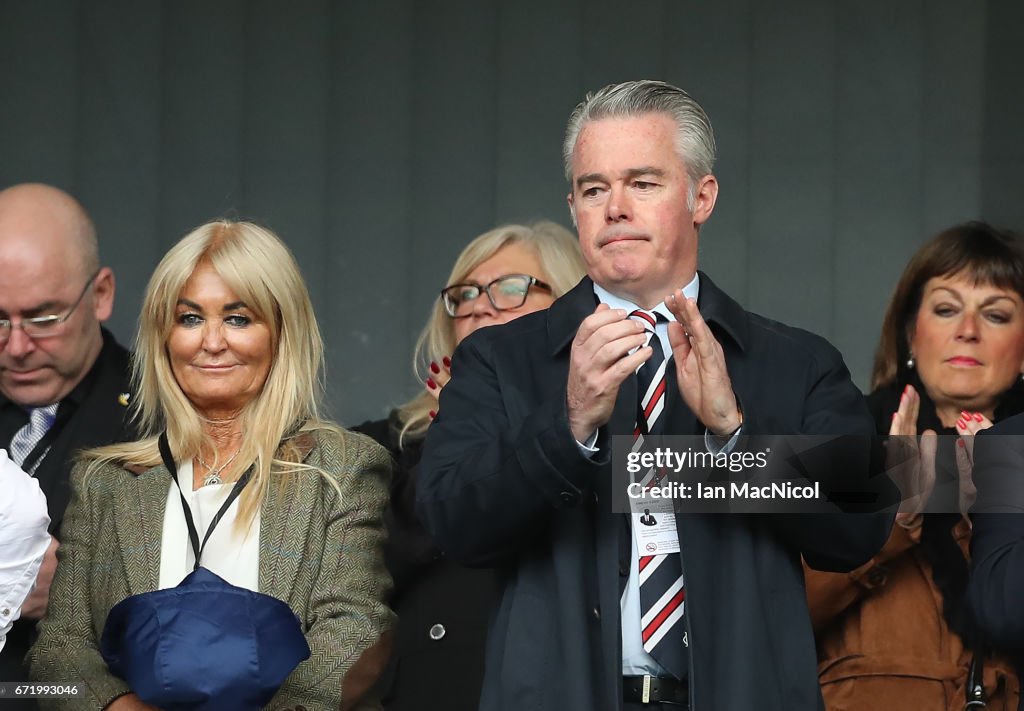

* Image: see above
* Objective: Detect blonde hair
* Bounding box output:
[397,221,585,443]
[83,220,335,527]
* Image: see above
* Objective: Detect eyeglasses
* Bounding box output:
[0,270,100,345]
[440,274,552,319]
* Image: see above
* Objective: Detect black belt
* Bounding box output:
[623,675,688,705]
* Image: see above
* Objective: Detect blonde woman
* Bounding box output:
[30,221,394,711]
[356,221,585,711]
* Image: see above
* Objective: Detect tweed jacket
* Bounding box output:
[28,427,395,711]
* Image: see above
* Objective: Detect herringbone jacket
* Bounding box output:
[28,427,395,711]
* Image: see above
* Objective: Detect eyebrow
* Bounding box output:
[0,303,63,319]
[575,166,667,189]
[930,287,1020,306]
[981,295,1019,307]
[176,298,250,311]
[18,300,66,318]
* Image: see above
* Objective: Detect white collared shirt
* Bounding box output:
[0,449,50,652]
[158,459,260,592]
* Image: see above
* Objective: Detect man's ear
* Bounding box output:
[693,175,719,226]
[567,191,577,228]
[92,266,115,322]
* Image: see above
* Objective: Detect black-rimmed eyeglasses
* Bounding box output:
[0,269,101,345]
[440,274,552,319]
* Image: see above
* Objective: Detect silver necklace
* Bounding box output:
[197,447,240,487]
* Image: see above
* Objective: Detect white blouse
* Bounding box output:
[158,458,260,592]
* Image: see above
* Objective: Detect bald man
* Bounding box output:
[0,183,132,686]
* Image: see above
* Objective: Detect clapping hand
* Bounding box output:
[424,356,451,420]
[665,290,741,437]
[566,304,652,442]
[887,385,938,522]
[953,410,993,515]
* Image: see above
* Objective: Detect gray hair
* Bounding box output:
[563,80,717,196]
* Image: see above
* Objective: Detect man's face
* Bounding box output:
[0,245,112,407]
[567,113,717,308]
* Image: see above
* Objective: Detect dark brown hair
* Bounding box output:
[872,221,1024,390]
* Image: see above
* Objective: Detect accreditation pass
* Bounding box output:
[629,492,680,556]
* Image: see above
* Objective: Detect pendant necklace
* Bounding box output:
[197,447,241,487]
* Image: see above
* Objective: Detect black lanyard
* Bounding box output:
[158,433,252,572]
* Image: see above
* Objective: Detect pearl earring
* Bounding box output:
[906,355,915,369]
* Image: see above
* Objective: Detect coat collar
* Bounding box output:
[547,272,749,357]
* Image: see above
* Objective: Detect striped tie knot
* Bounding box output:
[630,310,668,439]
[629,308,659,331]
[9,403,58,473]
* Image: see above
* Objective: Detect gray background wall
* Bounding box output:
[1,0,1021,425]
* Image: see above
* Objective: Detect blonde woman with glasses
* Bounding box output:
[356,221,585,711]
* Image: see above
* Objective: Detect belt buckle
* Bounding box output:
[642,674,652,704]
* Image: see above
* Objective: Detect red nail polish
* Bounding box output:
[961,411,970,418]
[957,419,966,429]
[429,410,436,419]
[426,378,436,389]
[974,413,983,422]
[430,362,440,374]
[443,356,451,367]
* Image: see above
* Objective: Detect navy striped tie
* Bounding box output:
[630,310,687,678]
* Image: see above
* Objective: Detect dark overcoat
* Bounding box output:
[418,273,895,711]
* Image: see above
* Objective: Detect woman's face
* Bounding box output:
[910,272,1024,411]
[167,262,273,418]
[452,243,556,345]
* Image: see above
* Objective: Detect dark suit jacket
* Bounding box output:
[28,428,395,711]
[417,273,895,711]
[968,412,1024,693]
[0,328,133,535]
[0,328,132,689]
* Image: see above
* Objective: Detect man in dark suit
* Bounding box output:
[0,183,132,689]
[417,81,894,710]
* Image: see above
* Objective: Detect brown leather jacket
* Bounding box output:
[805,516,1020,711]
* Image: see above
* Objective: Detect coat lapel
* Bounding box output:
[113,467,167,595]
[259,434,318,602]
[546,277,597,356]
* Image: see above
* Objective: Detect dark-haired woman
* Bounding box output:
[806,222,1024,710]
